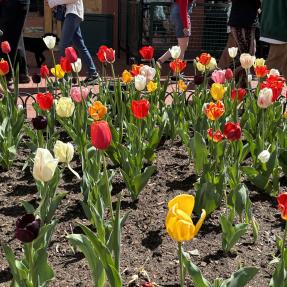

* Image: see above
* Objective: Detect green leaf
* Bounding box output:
[220,266,258,287]
[220,215,248,252]
[182,252,211,287]
[191,131,208,174]
[21,200,35,214]
[34,248,54,286]
[67,233,105,287]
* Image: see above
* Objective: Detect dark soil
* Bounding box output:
[0,139,284,287]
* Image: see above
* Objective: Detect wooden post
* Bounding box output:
[44,2,52,33]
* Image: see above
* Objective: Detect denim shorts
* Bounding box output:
[170,3,192,38]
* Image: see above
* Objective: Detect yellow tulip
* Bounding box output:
[146,81,157,93]
[166,194,206,242]
[210,83,225,101]
[51,64,65,79]
[178,80,187,92]
[122,70,133,84]
[88,101,107,121]
[254,58,265,68]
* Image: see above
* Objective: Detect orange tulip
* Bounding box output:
[169,59,187,74]
[0,59,9,76]
[255,65,269,78]
[88,101,107,121]
[203,101,225,121]
[207,128,224,142]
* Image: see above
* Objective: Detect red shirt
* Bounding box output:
[176,0,193,28]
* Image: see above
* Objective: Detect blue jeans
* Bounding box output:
[59,13,97,76]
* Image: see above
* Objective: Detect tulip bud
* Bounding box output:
[169,46,181,59]
[53,140,74,164]
[0,59,9,76]
[15,214,41,243]
[65,46,78,63]
[225,68,233,81]
[43,35,56,49]
[131,99,150,119]
[33,148,58,182]
[91,121,112,150]
[56,97,75,117]
[240,53,255,69]
[210,83,225,100]
[228,47,238,58]
[32,74,41,84]
[72,58,82,73]
[32,115,48,130]
[51,64,65,79]
[258,150,270,163]
[1,41,11,54]
[134,75,146,91]
[139,46,154,61]
[40,64,49,78]
[257,88,273,108]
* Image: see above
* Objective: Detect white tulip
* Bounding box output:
[43,35,56,50]
[258,150,270,163]
[240,53,255,69]
[134,75,146,91]
[56,97,75,118]
[257,88,273,108]
[53,141,74,164]
[139,65,156,82]
[169,46,181,59]
[228,47,238,59]
[33,148,58,182]
[268,69,280,77]
[72,58,82,73]
[206,57,217,71]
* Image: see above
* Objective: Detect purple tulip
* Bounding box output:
[15,214,41,243]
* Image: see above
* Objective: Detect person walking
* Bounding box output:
[47,0,99,84]
[156,0,194,68]
[219,0,260,69]
[0,0,31,83]
[260,0,287,79]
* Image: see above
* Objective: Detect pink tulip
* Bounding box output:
[70,87,89,103]
[211,70,226,84]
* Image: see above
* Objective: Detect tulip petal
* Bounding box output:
[194,209,206,236]
[168,194,195,215]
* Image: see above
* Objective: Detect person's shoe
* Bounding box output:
[156,60,162,69]
[19,74,30,84]
[82,73,100,85]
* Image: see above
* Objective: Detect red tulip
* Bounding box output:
[60,57,72,73]
[104,48,115,64]
[197,53,211,65]
[36,92,54,111]
[169,59,187,74]
[278,192,287,220]
[131,99,150,119]
[139,46,154,61]
[40,64,49,78]
[231,88,246,102]
[65,46,78,63]
[1,41,11,54]
[225,68,233,81]
[91,121,112,150]
[223,122,241,141]
[97,45,108,63]
[0,59,9,76]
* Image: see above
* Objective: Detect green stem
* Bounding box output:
[111,63,116,80]
[102,152,114,221]
[26,243,37,286]
[178,242,184,287]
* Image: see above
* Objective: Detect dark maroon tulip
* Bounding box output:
[32,116,48,130]
[72,77,78,85]
[194,74,204,85]
[32,74,41,84]
[15,214,41,243]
